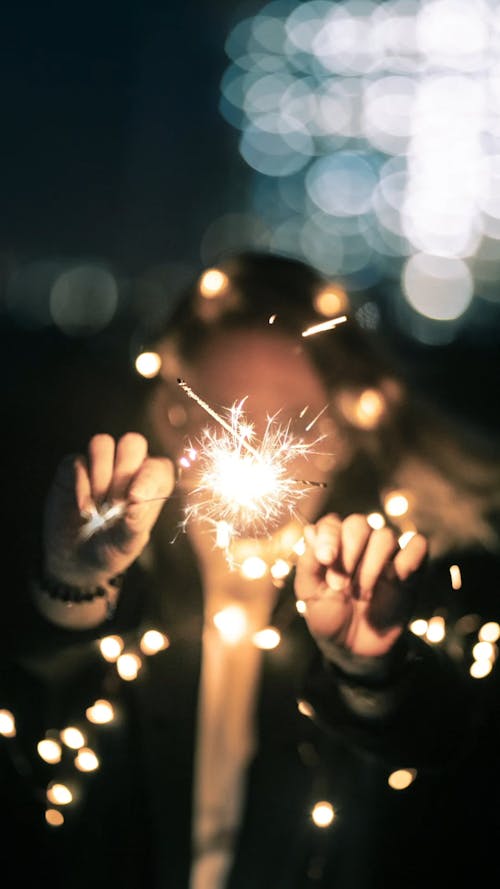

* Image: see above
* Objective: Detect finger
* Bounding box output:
[393,533,428,581]
[356,527,399,599]
[52,454,91,514]
[311,513,343,566]
[125,457,176,533]
[339,513,372,575]
[108,433,148,502]
[294,515,342,604]
[88,434,115,505]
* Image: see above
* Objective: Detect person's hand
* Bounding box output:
[43,433,175,587]
[294,513,428,659]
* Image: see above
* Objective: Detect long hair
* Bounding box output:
[141,250,500,559]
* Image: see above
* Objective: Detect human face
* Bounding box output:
[177,326,332,531]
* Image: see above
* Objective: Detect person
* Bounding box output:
[2,251,500,888]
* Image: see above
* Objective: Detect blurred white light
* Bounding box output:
[47,783,72,806]
[311,800,335,827]
[426,615,446,643]
[399,530,416,548]
[252,627,281,649]
[306,152,378,217]
[478,622,500,643]
[241,556,268,580]
[86,699,115,724]
[0,709,16,738]
[384,491,410,517]
[60,727,85,750]
[470,659,493,679]
[402,253,474,320]
[367,512,386,530]
[135,352,162,379]
[472,641,496,662]
[388,768,417,790]
[75,748,100,772]
[50,265,118,336]
[37,738,62,764]
[139,629,170,655]
[99,635,124,662]
[409,618,428,636]
[116,653,142,681]
[213,605,248,644]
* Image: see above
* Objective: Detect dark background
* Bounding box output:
[1,0,499,516]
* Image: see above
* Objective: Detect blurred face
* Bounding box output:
[175,326,332,530]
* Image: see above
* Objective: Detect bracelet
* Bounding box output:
[38,572,125,620]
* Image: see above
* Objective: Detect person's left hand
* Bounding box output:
[294,513,428,658]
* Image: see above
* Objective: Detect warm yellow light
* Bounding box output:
[135,351,162,379]
[199,268,229,298]
[0,709,16,738]
[313,286,348,317]
[367,512,385,530]
[47,783,73,806]
[470,659,493,679]
[116,653,142,681]
[399,530,416,548]
[409,618,428,637]
[215,521,232,549]
[296,599,307,615]
[241,556,268,580]
[270,559,291,580]
[213,605,247,644]
[472,641,496,662]
[60,727,86,750]
[478,622,500,643]
[140,629,170,655]
[86,699,114,724]
[312,801,335,827]
[99,635,124,662]
[426,616,445,644]
[297,698,315,718]
[449,564,462,590]
[45,808,64,827]
[384,491,410,517]
[37,738,62,764]
[293,536,306,556]
[75,747,100,772]
[353,389,386,429]
[388,769,416,790]
[252,627,281,650]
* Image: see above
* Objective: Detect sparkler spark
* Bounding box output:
[177,380,329,545]
[301,315,347,337]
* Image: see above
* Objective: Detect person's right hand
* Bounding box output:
[43,432,175,588]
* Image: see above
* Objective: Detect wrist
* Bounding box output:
[33,570,125,623]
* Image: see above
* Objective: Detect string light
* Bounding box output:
[252,627,281,650]
[135,351,162,379]
[388,769,417,790]
[367,512,385,530]
[45,809,64,827]
[60,727,86,750]
[116,653,142,681]
[384,491,410,518]
[426,616,446,644]
[199,268,229,298]
[478,622,500,643]
[0,709,16,738]
[409,618,428,637]
[37,738,62,764]
[46,783,73,806]
[74,748,100,772]
[86,700,115,725]
[99,635,124,662]
[139,629,170,655]
[449,564,462,590]
[213,605,248,644]
[311,801,335,827]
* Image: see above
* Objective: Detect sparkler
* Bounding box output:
[77,382,330,549]
[177,379,328,546]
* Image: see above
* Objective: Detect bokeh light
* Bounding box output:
[217,0,500,330]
